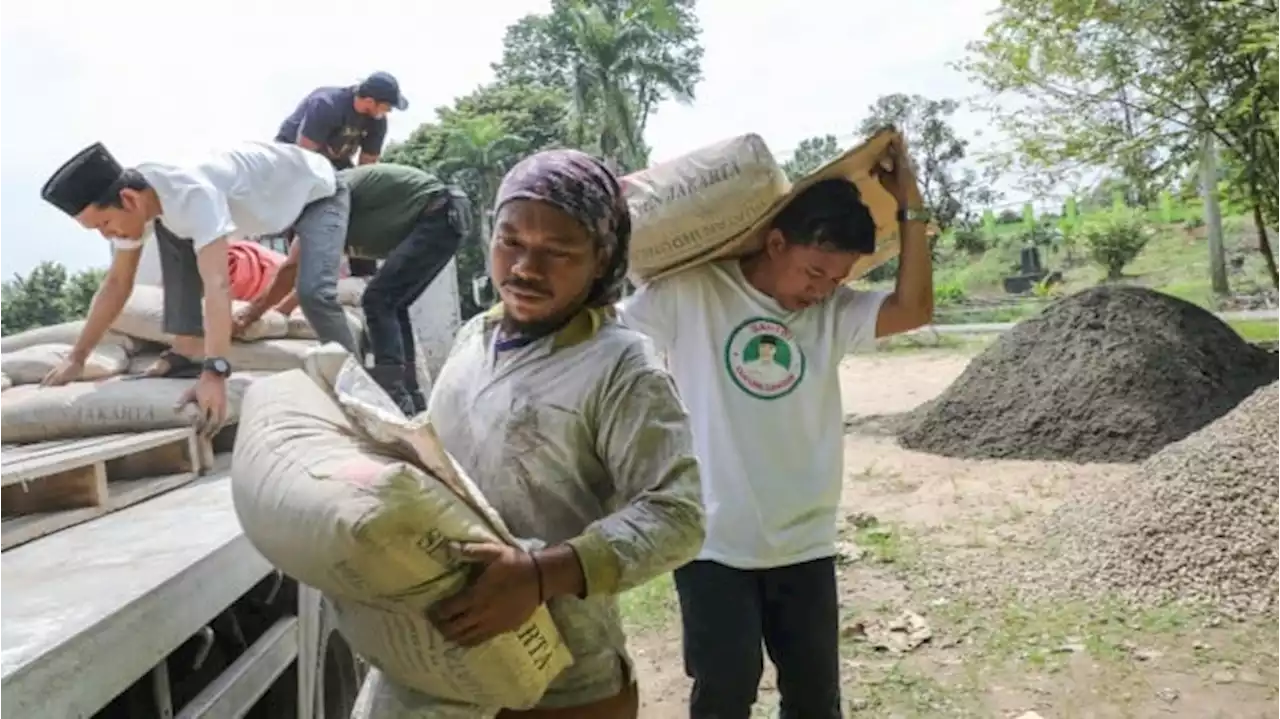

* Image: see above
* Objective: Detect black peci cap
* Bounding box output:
[41,142,125,217]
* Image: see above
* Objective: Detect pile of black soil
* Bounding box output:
[899,286,1278,463]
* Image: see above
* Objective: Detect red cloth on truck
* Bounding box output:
[227,241,286,301]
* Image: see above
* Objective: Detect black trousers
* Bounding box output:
[673,557,843,719]
[361,192,468,409]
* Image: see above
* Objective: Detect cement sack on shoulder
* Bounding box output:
[286,307,366,342]
[0,373,261,443]
[623,134,788,282]
[632,129,906,285]
[1,343,129,386]
[231,355,572,710]
[0,321,138,355]
[338,277,368,307]
[111,285,289,343]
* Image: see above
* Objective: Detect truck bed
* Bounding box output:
[1,458,273,718]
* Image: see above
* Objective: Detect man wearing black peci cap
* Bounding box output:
[275,71,408,171]
[37,140,358,432]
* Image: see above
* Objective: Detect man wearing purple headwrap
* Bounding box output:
[352,149,705,719]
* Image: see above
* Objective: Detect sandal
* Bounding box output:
[126,350,203,380]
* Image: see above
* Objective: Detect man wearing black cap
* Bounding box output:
[275,71,408,171]
[38,140,357,431]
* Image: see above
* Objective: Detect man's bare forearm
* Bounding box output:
[894,218,933,317]
[248,263,299,317]
[197,239,235,359]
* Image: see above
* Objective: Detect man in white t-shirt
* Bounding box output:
[37,140,353,430]
[618,139,933,718]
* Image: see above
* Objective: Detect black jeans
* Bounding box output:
[674,557,842,719]
[361,192,468,412]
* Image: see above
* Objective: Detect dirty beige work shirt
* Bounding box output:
[425,307,705,709]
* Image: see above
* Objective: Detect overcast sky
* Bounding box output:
[0,0,999,278]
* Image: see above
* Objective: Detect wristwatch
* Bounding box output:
[897,207,930,224]
[202,357,232,378]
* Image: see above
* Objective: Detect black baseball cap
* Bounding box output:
[41,142,125,217]
[356,72,408,111]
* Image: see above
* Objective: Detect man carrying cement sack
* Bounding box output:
[233,163,470,414]
[355,149,705,718]
[617,136,933,719]
[37,140,356,427]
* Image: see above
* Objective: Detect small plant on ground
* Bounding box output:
[1086,213,1152,280]
[952,226,988,255]
[934,279,967,305]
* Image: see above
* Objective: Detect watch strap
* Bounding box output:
[896,207,930,223]
[202,357,232,377]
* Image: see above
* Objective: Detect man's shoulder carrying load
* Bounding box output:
[623,129,906,285]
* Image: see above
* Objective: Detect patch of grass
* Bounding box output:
[853,523,913,566]
[1230,318,1279,343]
[873,332,993,354]
[848,662,979,718]
[619,572,679,633]
[925,593,1275,675]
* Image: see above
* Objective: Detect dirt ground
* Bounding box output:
[622,350,1279,718]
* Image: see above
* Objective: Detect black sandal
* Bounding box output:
[126,350,203,380]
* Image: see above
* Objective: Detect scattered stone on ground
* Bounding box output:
[1043,381,1279,617]
[899,286,1278,463]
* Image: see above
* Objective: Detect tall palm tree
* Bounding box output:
[435,115,527,242]
[563,0,693,171]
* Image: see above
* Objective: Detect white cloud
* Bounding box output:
[1,0,999,277]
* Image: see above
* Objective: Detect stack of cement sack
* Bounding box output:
[622,129,906,285]
[0,281,369,444]
[232,346,572,710]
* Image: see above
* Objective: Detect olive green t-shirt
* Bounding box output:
[340,163,447,258]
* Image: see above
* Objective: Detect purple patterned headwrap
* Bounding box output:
[493,149,631,306]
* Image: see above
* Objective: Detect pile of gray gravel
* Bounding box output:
[900,285,1277,463]
[1044,381,1279,617]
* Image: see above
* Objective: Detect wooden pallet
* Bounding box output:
[1,428,215,551]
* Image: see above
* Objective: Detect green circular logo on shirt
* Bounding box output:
[723,317,805,400]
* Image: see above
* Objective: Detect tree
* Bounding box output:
[856,94,997,231]
[780,135,842,180]
[493,0,703,171]
[383,80,575,319]
[1,262,105,335]
[962,0,1279,285]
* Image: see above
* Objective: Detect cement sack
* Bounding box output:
[285,307,366,342]
[628,129,906,285]
[0,373,261,443]
[232,349,572,710]
[111,285,289,344]
[123,339,316,375]
[1,343,129,386]
[338,277,368,307]
[624,134,788,283]
[0,321,138,355]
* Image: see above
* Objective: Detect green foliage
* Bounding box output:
[962,0,1278,284]
[933,279,968,305]
[857,93,1000,231]
[1015,224,1060,250]
[1085,213,1152,280]
[952,226,988,255]
[494,0,703,171]
[781,135,842,181]
[1,262,104,335]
